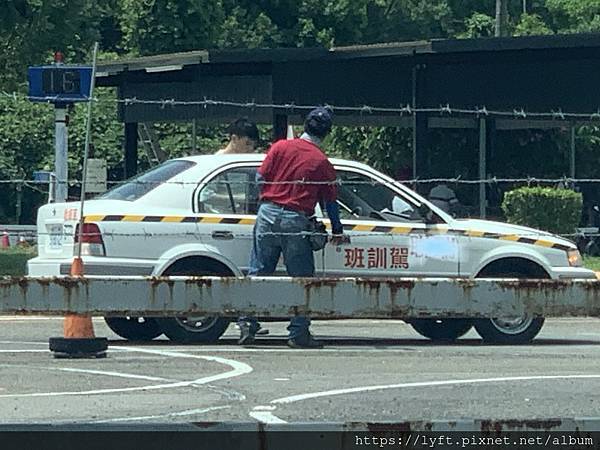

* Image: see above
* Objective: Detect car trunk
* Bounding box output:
[36,202,80,259]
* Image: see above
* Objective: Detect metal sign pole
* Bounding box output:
[54,106,68,203]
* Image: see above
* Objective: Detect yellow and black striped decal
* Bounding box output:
[84,215,572,252]
[84,214,255,226]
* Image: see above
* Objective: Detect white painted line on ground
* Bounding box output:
[0,340,47,345]
[249,411,287,424]
[253,405,277,411]
[56,367,177,383]
[118,346,253,384]
[0,350,47,353]
[0,347,252,399]
[90,405,231,424]
[274,378,290,381]
[0,363,181,384]
[0,317,63,321]
[271,374,600,404]
[250,374,600,424]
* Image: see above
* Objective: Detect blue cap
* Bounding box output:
[305,106,333,137]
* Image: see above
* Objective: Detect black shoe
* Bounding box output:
[238,323,256,345]
[287,335,323,349]
[256,328,269,336]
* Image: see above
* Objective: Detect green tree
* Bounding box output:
[119,0,225,55]
[514,13,554,35]
[0,0,120,91]
[546,0,600,33]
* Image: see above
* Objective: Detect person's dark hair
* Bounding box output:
[304,107,333,139]
[226,117,259,142]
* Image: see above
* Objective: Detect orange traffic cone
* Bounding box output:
[1,232,9,248]
[49,257,108,358]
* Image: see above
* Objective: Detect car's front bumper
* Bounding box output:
[553,266,598,280]
[27,256,156,277]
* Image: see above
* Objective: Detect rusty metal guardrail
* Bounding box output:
[1,276,600,317]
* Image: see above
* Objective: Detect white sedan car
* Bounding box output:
[28,154,594,344]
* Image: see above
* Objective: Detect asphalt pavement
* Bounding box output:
[0,317,599,424]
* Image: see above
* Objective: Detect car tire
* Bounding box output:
[156,316,231,344]
[473,268,547,344]
[155,265,231,344]
[472,316,545,345]
[409,318,472,342]
[104,317,163,341]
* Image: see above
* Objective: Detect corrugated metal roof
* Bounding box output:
[96,33,600,79]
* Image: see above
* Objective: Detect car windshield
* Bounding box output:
[99,160,195,201]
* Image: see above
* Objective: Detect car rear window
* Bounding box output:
[99,160,196,201]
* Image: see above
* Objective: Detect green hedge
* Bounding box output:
[501,187,582,235]
[0,247,36,277]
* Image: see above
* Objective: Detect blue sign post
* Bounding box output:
[28,53,93,203]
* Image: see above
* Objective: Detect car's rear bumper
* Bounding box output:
[553,266,598,280]
[27,256,156,277]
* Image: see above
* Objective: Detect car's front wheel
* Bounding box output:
[104,317,163,341]
[409,318,472,342]
[473,265,547,344]
[473,315,544,345]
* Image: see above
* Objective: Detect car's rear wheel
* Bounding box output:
[104,317,162,341]
[409,318,472,342]
[473,264,547,344]
[155,262,232,344]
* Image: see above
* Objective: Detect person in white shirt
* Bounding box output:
[208,118,269,340]
[215,118,259,154]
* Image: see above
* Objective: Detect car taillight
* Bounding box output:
[74,223,105,256]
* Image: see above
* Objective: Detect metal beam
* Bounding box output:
[495,119,568,130]
[2,276,600,318]
[428,117,477,129]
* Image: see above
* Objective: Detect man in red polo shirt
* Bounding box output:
[238,107,346,348]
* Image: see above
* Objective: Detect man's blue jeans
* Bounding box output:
[244,202,315,340]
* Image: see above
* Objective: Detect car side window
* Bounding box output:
[336,170,421,222]
[198,166,259,214]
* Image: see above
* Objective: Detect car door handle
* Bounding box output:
[212,231,234,240]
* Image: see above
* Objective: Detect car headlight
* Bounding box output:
[567,249,583,267]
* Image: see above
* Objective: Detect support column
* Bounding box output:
[412,113,428,194]
[570,123,576,179]
[479,118,487,219]
[124,122,138,179]
[411,64,428,194]
[273,114,288,142]
[191,119,198,154]
[54,107,69,203]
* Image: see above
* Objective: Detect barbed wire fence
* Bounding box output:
[1,91,600,243]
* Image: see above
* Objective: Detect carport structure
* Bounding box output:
[96,33,600,218]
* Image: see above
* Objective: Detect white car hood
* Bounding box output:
[452,218,576,249]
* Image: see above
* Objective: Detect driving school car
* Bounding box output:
[28,154,595,344]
